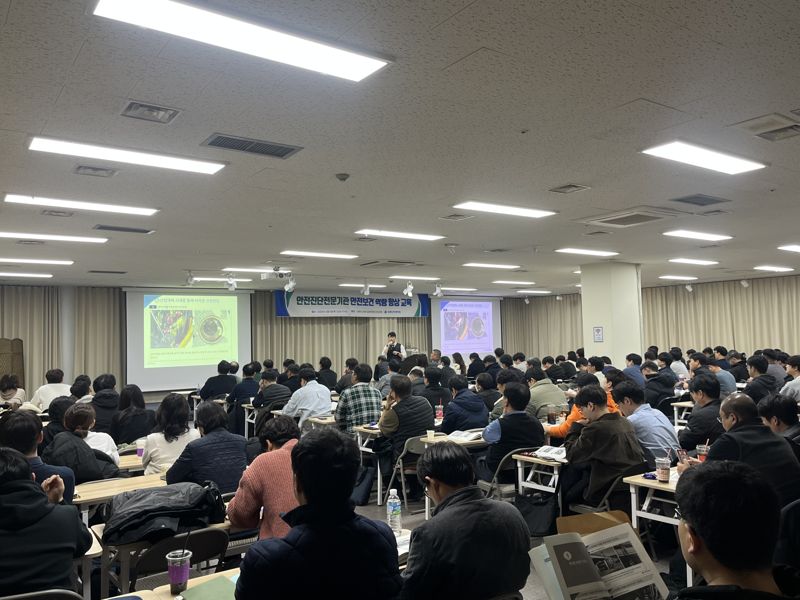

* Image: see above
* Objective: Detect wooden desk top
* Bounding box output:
[354,424,381,435]
[74,473,166,505]
[308,415,336,425]
[423,433,488,449]
[151,568,239,599]
[623,467,680,493]
[512,453,563,467]
[118,454,143,471]
[109,591,160,600]
[86,527,103,558]
[671,400,695,408]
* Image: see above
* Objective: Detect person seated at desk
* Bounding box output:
[227,362,259,436]
[467,352,485,379]
[525,366,566,419]
[474,372,501,412]
[542,355,566,382]
[489,367,523,420]
[622,353,646,389]
[228,416,300,540]
[334,364,382,435]
[167,400,246,494]
[400,442,531,600]
[30,368,71,411]
[614,380,679,460]
[0,373,26,408]
[709,360,737,399]
[641,360,679,416]
[420,367,451,418]
[89,373,120,435]
[316,356,338,391]
[544,372,621,439]
[69,374,93,403]
[439,355,457,389]
[441,375,488,434]
[674,461,800,599]
[39,395,75,453]
[198,360,237,400]
[679,393,800,507]
[744,355,780,404]
[561,384,645,506]
[0,409,75,503]
[779,354,800,402]
[236,428,402,600]
[252,369,292,434]
[142,393,200,475]
[0,448,92,596]
[110,383,156,445]
[284,362,302,394]
[758,394,800,461]
[482,354,501,385]
[477,382,544,482]
[408,366,427,397]
[281,368,332,428]
[42,403,120,483]
[678,375,725,451]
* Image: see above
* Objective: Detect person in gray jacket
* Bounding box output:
[400,442,530,600]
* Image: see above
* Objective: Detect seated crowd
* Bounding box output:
[1,339,799,599]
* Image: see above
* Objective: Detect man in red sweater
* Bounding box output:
[227,416,300,539]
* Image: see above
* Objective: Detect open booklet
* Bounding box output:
[447,430,483,441]
[530,445,568,463]
[530,523,668,600]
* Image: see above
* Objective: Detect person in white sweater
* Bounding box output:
[30,369,71,411]
[142,393,200,475]
[85,430,119,465]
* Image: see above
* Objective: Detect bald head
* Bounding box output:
[719,393,758,431]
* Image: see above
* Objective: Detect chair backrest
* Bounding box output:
[131,527,229,584]
[0,591,82,600]
[482,447,542,497]
[404,434,443,457]
[775,497,800,567]
[594,462,650,507]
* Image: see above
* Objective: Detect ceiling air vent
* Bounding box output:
[583,230,611,236]
[74,165,118,177]
[41,209,74,218]
[16,240,44,245]
[732,113,800,141]
[360,260,420,269]
[121,101,181,124]
[549,183,590,194]
[581,207,676,229]
[670,194,730,207]
[355,236,377,242]
[438,213,475,222]
[88,270,127,274]
[202,133,302,159]
[93,225,154,234]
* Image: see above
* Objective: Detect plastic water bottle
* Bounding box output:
[386,488,402,535]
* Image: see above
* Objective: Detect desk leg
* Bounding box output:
[376,465,383,506]
[629,484,638,529]
[100,547,110,600]
[673,406,679,426]
[81,508,89,526]
[81,555,91,600]
[553,465,562,515]
[424,494,430,520]
[516,459,524,495]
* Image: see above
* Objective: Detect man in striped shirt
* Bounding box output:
[335,364,382,434]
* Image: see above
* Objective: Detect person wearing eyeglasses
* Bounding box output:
[673,461,800,599]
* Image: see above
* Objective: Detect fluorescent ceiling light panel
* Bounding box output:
[280,250,358,259]
[778,245,800,253]
[354,229,444,241]
[659,275,698,281]
[573,270,581,274]
[453,201,555,219]
[669,258,719,266]
[441,287,477,291]
[0,257,73,265]
[93,0,388,82]
[463,262,521,269]
[493,280,535,285]
[575,284,582,288]
[0,272,53,278]
[4,193,157,216]
[663,230,732,242]
[516,289,552,294]
[641,141,766,175]
[0,232,107,244]
[555,248,619,257]
[193,277,252,282]
[388,275,440,281]
[339,283,386,288]
[222,267,291,273]
[29,137,224,175]
[754,265,794,272]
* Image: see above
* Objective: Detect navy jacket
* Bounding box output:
[28,457,75,504]
[237,503,402,600]
[441,389,488,434]
[167,428,247,494]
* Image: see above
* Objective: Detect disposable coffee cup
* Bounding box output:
[426,430,435,441]
[655,458,671,483]
[166,549,192,594]
[696,444,709,462]
[136,438,145,458]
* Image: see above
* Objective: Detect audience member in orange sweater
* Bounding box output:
[545,371,621,439]
[227,415,300,539]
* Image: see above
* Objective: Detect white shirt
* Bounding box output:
[593,371,606,389]
[30,383,72,410]
[86,431,120,465]
[382,343,407,360]
[282,380,333,427]
[142,428,201,475]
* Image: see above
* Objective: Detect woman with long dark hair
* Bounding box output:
[110,384,156,445]
[452,352,467,376]
[142,393,199,475]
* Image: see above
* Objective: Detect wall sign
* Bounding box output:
[275,291,430,317]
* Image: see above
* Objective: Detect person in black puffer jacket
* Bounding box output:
[39,395,75,454]
[90,373,120,435]
[642,361,679,417]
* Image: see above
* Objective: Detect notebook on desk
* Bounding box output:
[181,575,236,599]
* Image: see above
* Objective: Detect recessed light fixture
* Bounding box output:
[463,262,521,269]
[0,272,53,279]
[641,141,766,175]
[29,137,225,174]
[93,0,389,82]
[573,270,581,274]
[659,275,698,281]
[0,257,73,265]
[280,250,358,259]
[354,229,444,241]
[222,267,292,273]
[441,287,477,292]
[555,248,619,257]
[668,258,719,266]
[339,283,386,288]
[516,289,552,294]
[453,201,556,219]
[4,194,158,216]
[778,245,800,253]
[0,232,107,244]
[575,284,582,288]
[388,275,440,281]
[754,265,794,272]
[663,230,732,242]
[193,277,253,282]
[493,280,535,285]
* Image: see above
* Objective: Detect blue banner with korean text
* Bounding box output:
[275,291,430,317]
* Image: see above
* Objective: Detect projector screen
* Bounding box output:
[125,289,252,392]
[430,298,502,358]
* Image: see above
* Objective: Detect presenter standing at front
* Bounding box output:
[382,331,407,361]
